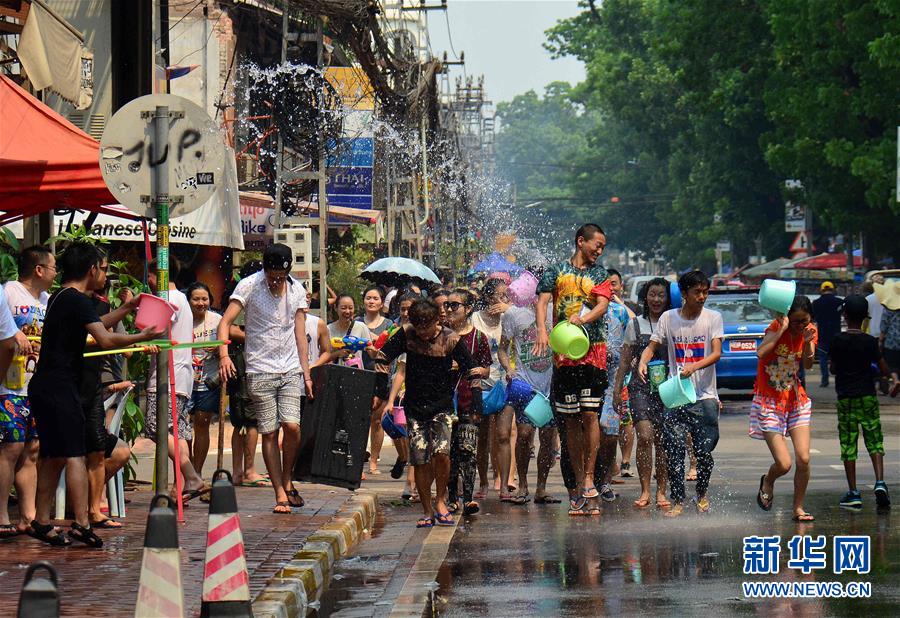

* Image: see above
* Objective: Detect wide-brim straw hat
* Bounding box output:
[874,280,900,311]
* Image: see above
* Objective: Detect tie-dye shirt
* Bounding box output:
[538,261,612,369]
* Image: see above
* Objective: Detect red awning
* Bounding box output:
[0,74,129,224]
[792,253,866,269]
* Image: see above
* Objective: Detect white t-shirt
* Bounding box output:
[192,310,222,392]
[472,310,505,386]
[148,288,194,397]
[231,272,308,374]
[651,307,724,401]
[624,315,659,345]
[501,306,552,396]
[327,320,372,366]
[867,292,884,337]
[1,281,48,395]
[306,313,322,365]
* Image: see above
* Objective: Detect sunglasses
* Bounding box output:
[442,301,464,312]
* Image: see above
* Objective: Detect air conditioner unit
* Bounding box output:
[274,225,313,293]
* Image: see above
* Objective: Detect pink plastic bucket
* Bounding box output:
[134,293,178,332]
[508,271,538,307]
[392,406,407,425]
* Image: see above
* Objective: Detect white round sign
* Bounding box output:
[99,94,225,219]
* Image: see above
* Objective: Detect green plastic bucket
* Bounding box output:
[658,373,698,409]
[523,392,553,428]
[549,322,590,360]
[759,279,796,315]
[647,360,667,392]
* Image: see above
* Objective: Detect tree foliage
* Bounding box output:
[496,0,899,271]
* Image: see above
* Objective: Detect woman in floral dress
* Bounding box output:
[752,296,818,521]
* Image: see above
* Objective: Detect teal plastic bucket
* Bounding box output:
[523,392,553,428]
[759,279,796,315]
[549,322,590,360]
[658,373,698,409]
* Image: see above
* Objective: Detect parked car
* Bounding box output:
[705,288,773,390]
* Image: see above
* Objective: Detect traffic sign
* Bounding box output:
[716,241,731,252]
[789,231,810,256]
[99,94,225,218]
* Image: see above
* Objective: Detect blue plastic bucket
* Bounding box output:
[523,392,553,428]
[482,380,507,415]
[658,373,698,409]
[759,279,796,315]
[669,281,682,309]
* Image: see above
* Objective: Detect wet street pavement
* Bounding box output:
[325,384,900,617]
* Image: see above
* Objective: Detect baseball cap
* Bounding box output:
[263,243,293,272]
[820,281,835,291]
[842,294,868,322]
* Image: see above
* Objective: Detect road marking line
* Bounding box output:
[809,448,821,454]
[389,520,458,617]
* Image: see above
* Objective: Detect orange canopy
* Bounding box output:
[0,74,129,225]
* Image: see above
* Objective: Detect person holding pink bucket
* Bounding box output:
[497,270,560,505]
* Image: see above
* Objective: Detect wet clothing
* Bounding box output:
[407,412,454,466]
[829,331,881,399]
[625,315,665,427]
[192,311,222,392]
[537,261,612,370]
[328,320,372,368]
[664,399,719,504]
[651,308,724,402]
[0,394,37,443]
[836,395,884,461]
[1,280,48,397]
[501,306,553,396]
[362,316,393,370]
[246,370,303,434]
[449,419,479,505]
[601,302,631,435]
[29,287,101,458]
[471,311,505,387]
[452,328,491,416]
[552,365,607,415]
[373,325,481,421]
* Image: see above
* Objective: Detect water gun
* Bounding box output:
[331,336,370,353]
[374,324,400,349]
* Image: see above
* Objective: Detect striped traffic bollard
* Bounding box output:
[201,469,251,617]
[17,562,59,618]
[135,495,184,618]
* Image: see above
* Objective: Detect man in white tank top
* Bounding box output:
[305,312,332,377]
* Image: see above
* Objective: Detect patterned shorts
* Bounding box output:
[837,395,884,461]
[749,396,811,439]
[0,394,38,443]
[553,365,608,415]
[144,392,192,442]
[246,371,303,434]
[408,412,454,466]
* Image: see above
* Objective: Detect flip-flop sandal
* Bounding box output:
[534,495,562,504]
[273,501,292,514]
[90,517,123,529]
[28,522,71,546]
[241,478,273,487]
[390,459,407,479]
[582,487,600,499]
[474,489,487,500]
[568,497,587,516]
[510,494,530,505]
[401,491,412,502]
[499,493,515,502]
[447,501,459,514]
[686,472,698,482]
[463,501,480,516]
[287,489,305,508]
[656,499,672,509]
[416,516,434,528]
[0,523,19,538]
[633,498,652,509]
[182,485,212,503]
[410,493,421,504]
[68,522,103,548]
[586,506,602,516]
[757,475,773,512]
[433,511,455,526]
[792,513,815,522]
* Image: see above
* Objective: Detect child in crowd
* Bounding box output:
[829,294,896,510]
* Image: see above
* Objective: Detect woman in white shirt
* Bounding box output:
[187,282,223,476]
[327,294,372,369]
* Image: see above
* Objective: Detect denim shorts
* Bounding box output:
[190,387,221,415]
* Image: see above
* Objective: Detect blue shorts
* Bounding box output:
[0,394,38,443]
[506,378,555,428]
[190,388,221,415]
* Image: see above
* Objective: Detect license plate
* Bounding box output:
[730,339,757,352]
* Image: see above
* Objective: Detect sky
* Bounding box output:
[426,0,586,105]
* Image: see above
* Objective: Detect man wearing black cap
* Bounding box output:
[812,281,843,387]
[219,243,312,513]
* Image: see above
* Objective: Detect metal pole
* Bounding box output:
[152,106,170,493]
[273,7,289,230]
[317,18,328,318]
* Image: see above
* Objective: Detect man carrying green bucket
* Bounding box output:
[637,270,723,518]
[535,224,612,517]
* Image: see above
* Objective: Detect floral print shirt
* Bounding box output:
[753,319,818,412]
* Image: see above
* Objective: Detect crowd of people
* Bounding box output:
[0,226,898,546]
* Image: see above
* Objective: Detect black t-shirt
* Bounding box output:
[813,294,843,344]
[829,331,881,398]
[30,287,101,390]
